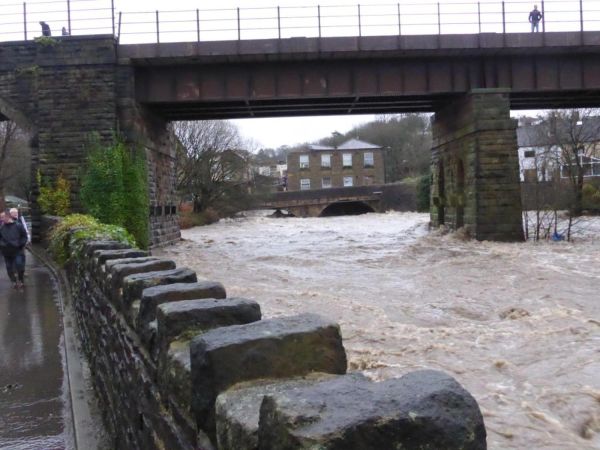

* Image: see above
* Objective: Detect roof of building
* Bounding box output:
[517,117,600,147]
[337,138,382,150]
[308,144,335,151]
[306,138,382,152]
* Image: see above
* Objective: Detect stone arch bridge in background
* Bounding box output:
[261,184,416,218]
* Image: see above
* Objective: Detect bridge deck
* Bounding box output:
[120,32,600,119]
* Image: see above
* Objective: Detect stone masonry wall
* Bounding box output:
[431,89,524,242]
[61,231,487,450]
[0,36,180,248]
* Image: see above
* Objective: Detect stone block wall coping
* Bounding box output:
[62,236,487,449]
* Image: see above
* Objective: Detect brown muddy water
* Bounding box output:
[156,212,600,450]
[0,252,72,450]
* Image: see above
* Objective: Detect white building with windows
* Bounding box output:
[518,118,600,182]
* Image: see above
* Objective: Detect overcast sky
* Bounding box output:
[0,0,592,147]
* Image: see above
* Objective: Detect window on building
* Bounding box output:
[301,179,310,190]
[343,176,353,187]
[364,152,374,167]
[524,150,536,158]
[321,154,331,168]
[322,178,331,188]
[343,153,352,167]
[365,176,374,185]
[299,155,309,169]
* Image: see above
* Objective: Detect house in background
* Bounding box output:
[286,138,384,191]
[251,160,288,190]
[518,117,600,182]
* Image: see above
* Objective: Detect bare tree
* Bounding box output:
[0,121,32,206]
[174,120,254,213]
[536,109,600,216]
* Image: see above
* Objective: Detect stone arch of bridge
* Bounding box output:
[318,201,376,217]
[0,95,39,219]
[0,96,37,136]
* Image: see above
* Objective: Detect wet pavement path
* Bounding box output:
[0,250,72,450]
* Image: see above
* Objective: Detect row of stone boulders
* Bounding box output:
[68,238,487,450]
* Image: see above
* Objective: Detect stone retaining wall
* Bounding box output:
[63,231,487,449]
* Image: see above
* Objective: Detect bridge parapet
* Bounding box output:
[58,226,486,449]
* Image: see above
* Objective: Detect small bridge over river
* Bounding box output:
[261,184,416,217]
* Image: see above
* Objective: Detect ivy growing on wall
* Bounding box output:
[80,132,149,249]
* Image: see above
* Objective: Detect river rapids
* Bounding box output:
[156,211,600,450]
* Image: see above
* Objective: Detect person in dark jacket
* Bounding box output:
[39,21,51,37]
[529,5,543,32]
[0,210,28,289]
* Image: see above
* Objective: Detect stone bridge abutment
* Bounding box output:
[0,36,179,247]
[430,89,525,241]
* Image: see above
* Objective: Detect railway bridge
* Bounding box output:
[2,30,600,243]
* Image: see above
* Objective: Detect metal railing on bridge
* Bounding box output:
[1,0,600,44]
[0,0,115,41]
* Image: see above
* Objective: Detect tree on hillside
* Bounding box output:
[536,109,600,216]
[174,120,256,213]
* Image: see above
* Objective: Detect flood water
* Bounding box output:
[157,212,600,450]
[0,252,72,450]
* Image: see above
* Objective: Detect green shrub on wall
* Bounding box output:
[37,171,72,216]
[48,214,136,267]
[80,132,149,249]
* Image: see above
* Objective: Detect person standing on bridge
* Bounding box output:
[0,210,28,289]
[39,21,51,37]
[529,5,543,32]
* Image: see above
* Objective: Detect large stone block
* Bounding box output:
[215,374,338,450]
[156,298,261,353]
[259,370,486,450]
[121,268,198,323]
[82,240,131,259]
[94,248,149,267]
[138,282,227,330]
[137,282,227,348]
[106,259,177,307]
[190,313,347,437]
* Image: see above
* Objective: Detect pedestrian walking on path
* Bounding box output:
[0,210,28,289]
[529,5,543,32]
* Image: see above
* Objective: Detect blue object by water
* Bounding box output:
[552,232,565,241]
